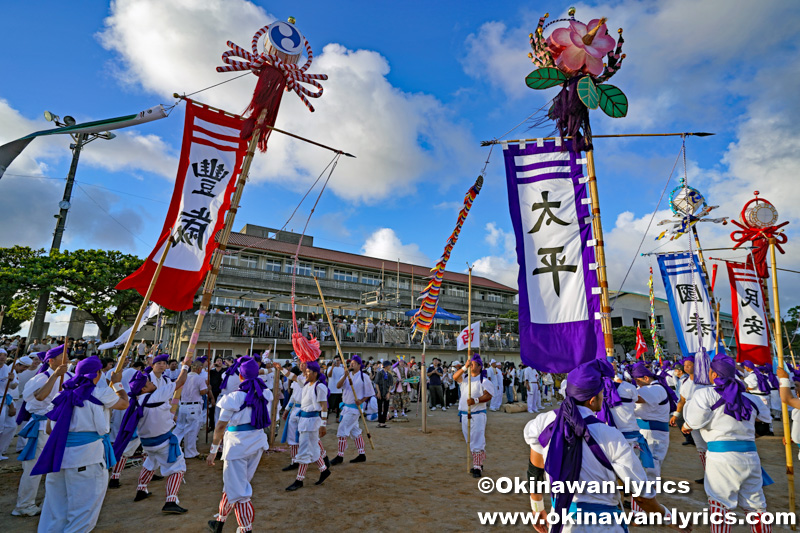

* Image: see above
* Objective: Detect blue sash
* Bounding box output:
[280,402,298,444]
[707,440,773,486]
[18,414,48,461]
[66,432,117,470]
[3,393,12,406]
[140,431,182,463]
[636,419,669,432]
[458,409,486,423]
[298,411,321,418]
[338,402,359,422]
[227,424,256,432]
[568,502,628,532]
[621,430,655,469]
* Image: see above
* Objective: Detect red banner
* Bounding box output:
[117,99,246,311]
[726,261,771,365]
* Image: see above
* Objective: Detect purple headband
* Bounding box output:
[75,357,102,377]
[469,353,488,380]
[565,359,614,401]
[152,353,169,364]
[196,356,207,364]
[630,362,655,379]
[742,360,756,370]
[37,345,66,375]
[710,354,756,422]
[239,359,270,429]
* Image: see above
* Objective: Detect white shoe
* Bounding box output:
[442,407,447,411]
[0,455,8,461]
[12,505,40,517]
[430,406,436,411]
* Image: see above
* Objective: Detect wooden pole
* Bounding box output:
[467,265,473,473]
[480,131,714,146]
[113,234,173,376]
[171,108,268,412]
[769,237,796,526]
[205,341,211,443]
[0,305,5,333]
[585,150,615,359]
[691,226,716,304]
[269,363,280,446]
[782,319,798,368]
[313,276,375,449]
[1,347,21,418]
[421,337,428,433]
[715,302,721,352]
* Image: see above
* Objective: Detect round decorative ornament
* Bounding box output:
[669,185,706,217]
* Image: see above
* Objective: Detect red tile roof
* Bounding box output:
[225,232,517,293]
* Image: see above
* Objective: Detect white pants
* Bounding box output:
[295,430,321,464]
[223,450,263,503]
[530,384,542,411]
[142,440,186,477]
[542,385,553,402]
[461,411,486,452]
[0,404,17,455]
[490,386,503,410]
[17,428,47,510]
[337,409,362,439]
[38,463,107,533]
[639,428,669,478]
[705,450,767,511]
[692,429,707,453]
[174,403,203,458]
[527,388,538,413]
[285,408,300,446]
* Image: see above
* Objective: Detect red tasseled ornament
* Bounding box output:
[240,64,287,152]
[291,296,321,363]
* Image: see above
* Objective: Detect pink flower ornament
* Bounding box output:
[548,19,616,77]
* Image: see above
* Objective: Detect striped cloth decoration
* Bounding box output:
[411,176,483,338]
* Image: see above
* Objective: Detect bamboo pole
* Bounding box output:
[113,234,173,376]
[769,238,796,526]
[691,227,715,305]
[480,132,714,146]
[585,150,615,359]
[313,276,375,449]
[715,302,721,353]
[1,347,21,419]
[467,265,473,473]
[175,108,266,376]
[782,319,798,368]
[269,360,280,446]
[205,341,212,443]
[420,337,428,433]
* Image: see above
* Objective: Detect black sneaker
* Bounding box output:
[695,478,704,484]
[281,462,299,471]
[349,454,366,463]
[152,474,164,481]
[472,468,482,479]
[134,490,151,502]
[207,520,224,533]
[286,480,303,491]
[108,478,121,489]
[162,501,188,514]
[324,455,331,469]
[330,456,344,465]
[314,468,331,485]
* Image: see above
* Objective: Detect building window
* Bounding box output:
[655,315,665,330]
[285,262,312,276]
[240,254,257,269]
[333,269,358,282]
[264,259,282,272]
[486,293,503,303]
[611,317,623,328]
[449,286,467,298]
[361,273,382,286]
[222,253,238,266]
[388,278,409,290]
[313,266,326,279]
[633,318,648,329]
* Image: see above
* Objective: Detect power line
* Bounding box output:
[3,172,169,204]
[74,184,153,248]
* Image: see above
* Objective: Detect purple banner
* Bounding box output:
[503,139,603,373]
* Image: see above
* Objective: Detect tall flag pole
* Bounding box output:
[648,267,664,361]
[410,176,483,433]
[517,8,628,368]
[732,192,794,518]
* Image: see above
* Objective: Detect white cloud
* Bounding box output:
[81,130,177,180]
[98,0,479,203]
[472,222,519,288]
[361,228,430,265]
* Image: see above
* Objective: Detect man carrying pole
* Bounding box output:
[453,354,494,478]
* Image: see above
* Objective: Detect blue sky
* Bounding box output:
[2,0,799,335]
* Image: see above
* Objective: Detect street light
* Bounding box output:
[27,111,116,341]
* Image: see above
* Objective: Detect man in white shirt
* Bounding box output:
[327,358,345,419]
[524,359,682,533]
[0,350,22,459]
[670,355,709,482]
[132,353,190,514]
[32,357,129,532]
[286,361,331,491]
[13,345,72,517]
[631,362,675,480]
[523,365,540,413]
[332,356,374,465]
[488,360,503,411]
[541,373,554,404]
[279,363,307,470]
[137,339,148,360]
[174,359,209,459]
[454,354,495,478]
[206,358,271,533]
[683,354,772,533]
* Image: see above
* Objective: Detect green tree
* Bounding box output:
[783,305,800,357]
[0,246,41,334]
[612,325,666,357]
[1,247,144,339]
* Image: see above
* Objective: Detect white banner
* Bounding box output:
[457,321,481,351]
[98,302,160,351]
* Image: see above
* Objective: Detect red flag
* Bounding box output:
[726,261,771,365]
[117,99,246,311]
[635,325,648,359]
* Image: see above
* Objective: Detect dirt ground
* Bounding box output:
[0,400,795,532]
